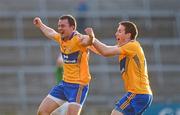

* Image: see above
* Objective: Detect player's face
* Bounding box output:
[58,19,74,39]
[115,24,128,44]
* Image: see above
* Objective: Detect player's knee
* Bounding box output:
[67,103,82,115]
[37,108,49,115]
[111,109,124,115]
[37,109,43,115]
[51,103,69,115]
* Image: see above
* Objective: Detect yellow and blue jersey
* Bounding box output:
[119,41,152,95]
[53,32,91,85]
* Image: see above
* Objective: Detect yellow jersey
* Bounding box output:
[119,41,152,94]
[53,32,91,85]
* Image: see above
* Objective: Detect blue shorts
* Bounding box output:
[114,92,153,115]
[49,81,89,105]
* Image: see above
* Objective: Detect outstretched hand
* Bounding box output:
[33,17,42,28]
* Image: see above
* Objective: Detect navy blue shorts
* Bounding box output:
[49,81,89,105]
[114,92,153,115]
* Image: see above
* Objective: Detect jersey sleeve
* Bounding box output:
[119,42,137,57]
[53,34,62,44]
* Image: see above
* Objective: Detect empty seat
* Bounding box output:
[160,44,180,65]
[0,17,16,39]
[0,46,21,66]
[150,0,180,11]
[0,0,39,12]
[25,72,55,97]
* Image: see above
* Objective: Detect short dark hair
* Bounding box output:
[60,15,77,30]
[119,21,138,40]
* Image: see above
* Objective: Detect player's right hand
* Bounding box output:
[33,17,42,27]
[84,27,95,45]
[84,27,95,38]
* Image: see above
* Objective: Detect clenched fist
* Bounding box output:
[33,17,42,28]
[84,27,95,39]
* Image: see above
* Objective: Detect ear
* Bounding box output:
[126,33,131,38]
[71,25,75,30]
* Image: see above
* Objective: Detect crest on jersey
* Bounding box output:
[62,51,79,64]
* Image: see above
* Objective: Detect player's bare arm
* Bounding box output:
[93,39,120,57]
[85,27,120,57]
[33,17,58,40]
[88,45,102,55]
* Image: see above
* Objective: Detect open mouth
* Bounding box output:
[60,31,64,35]
[116,37,120,41]
[59,29,64,34]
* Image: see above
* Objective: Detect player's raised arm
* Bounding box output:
[85,27,120,57]
[33,17,58,40]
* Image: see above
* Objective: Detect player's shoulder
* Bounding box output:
[74,31,90,45]
[72,31,82,41]
[53,33,62,43]
[122,40,136,47]
[127,40,140,47]
[120,40,141,51]
[74,31,88,40]
[54,33,61,38]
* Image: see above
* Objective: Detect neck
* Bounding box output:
[68,31,75,39]
[62,31,75,41]
[118,38,132,46]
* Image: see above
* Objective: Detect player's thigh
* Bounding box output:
[49,81,67,102]
[51,102,69,115]
[67,102,82,115]
[61,82,89,115]
[65,83,89,105]
[38,96,60,114]
[114,92,136,115]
